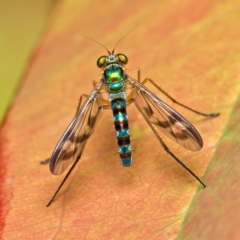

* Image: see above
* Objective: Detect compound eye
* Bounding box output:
[97,56,106,68]
[117,53,128,65]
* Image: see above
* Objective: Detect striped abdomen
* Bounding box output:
[111,97,132,167]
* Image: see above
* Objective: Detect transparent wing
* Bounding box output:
[50,83,103,175]
[128,77,203,151]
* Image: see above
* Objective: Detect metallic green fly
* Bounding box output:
[43,36,219,207]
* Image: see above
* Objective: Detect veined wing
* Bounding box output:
[50,82,103,175]
[128,77,203,151]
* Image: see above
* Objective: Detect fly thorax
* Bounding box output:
[104,64,125,93]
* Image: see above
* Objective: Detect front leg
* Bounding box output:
[75,94,88,116]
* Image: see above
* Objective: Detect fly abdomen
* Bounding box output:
[111,97,132,167]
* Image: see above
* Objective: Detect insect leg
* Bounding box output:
[93,81,97,86]
[97,97,111,109]
[46,93,104,206]
[41,94,89,165]
[46,154,82,207]
[75,94,88,116]
[133,99,206,187]
[136,70,219,118]
[40,159,50,164]
[130,68,141,82]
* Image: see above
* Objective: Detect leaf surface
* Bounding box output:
[1,1,240,239]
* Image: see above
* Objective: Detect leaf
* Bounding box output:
[1,1,240,239]
[0,0,55,123]
[178,95,240,240]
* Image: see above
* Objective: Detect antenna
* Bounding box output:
[78,34,111,55]
[78,27,137,55]
[112,27,137,54]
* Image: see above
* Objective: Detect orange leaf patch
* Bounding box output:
[1,1,240,239]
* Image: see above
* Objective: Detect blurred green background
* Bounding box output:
[0,0,56,124]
